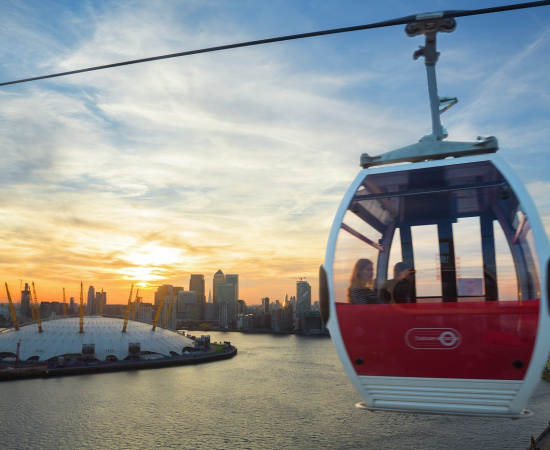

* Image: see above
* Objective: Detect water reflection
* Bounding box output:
[0,331,549,449]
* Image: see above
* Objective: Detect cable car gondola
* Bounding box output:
[319,13,550,418]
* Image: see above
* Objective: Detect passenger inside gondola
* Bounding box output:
[379,262,416,304]
[348,258,386,304]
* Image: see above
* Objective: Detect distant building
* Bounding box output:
[218,282,237,325]
[295,281,312,331]
[154,285,182,330]
[282,301,293,332]
[189,274,206,304]
[219,301,228,328]
[225,274,239,324]
[103,304,126,317]
[135,302,153,324]
[262,297,270,314]
[204,302,219,326]
[21,283,31,317]
[94,291,106,315]
[177,291,201,323]
[213,270,225,303]
[87,286,95,314]
[237,299,246,316]
[302,310,327,335]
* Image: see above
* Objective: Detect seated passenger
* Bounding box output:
[348,258,386,305]
[380,262,416,304]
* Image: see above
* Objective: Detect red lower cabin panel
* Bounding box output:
[336,300,539,380]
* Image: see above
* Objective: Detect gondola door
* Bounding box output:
[320,153,550,417]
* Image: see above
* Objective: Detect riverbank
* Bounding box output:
[0,345,237,382]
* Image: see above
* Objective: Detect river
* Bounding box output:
[0,331,549,449]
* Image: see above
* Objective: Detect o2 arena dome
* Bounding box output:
[0,316,195,363]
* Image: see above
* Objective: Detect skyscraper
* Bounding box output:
[20,283,31,317]
[189,274,206,304]
[218,282,236,325]
[225,274,238,302]
[213,270,225,303]
[87,286,95,314]
[225,274,239,323]
[295,280,312,331]
[262,297,270,314]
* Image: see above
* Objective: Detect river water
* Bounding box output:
[0,331,549,449]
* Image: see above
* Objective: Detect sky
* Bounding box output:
[0,0,549,306]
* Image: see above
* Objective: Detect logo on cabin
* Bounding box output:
[405,328,461,350]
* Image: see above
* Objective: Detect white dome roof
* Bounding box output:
[0,316,195,362]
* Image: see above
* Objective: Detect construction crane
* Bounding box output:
[152,285,168,332]
[31,282,43,332]
[122,284,134,333]
[79,282,84,333]
[130,288,140,320]
[162,289,178,329]
[4,283,20,331]
[62,287,68,316]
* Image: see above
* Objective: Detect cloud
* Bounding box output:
[1,1,549,305]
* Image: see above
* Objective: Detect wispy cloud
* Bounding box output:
[1,1,549,304]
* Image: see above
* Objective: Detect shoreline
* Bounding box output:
[0,345,237,382]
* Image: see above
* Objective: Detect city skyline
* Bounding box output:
[1,1,549,305]
[4,272,309,307]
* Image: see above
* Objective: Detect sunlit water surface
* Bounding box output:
[1,331,549,449]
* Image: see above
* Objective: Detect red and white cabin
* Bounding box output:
[320,150,550,418]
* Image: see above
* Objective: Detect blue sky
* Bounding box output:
[0,1,549,304]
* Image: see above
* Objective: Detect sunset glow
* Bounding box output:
[0,1,549,305]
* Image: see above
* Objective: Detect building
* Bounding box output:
[177,291,202,325]
[218,283,236,326]
[86,286,95,314]
[302,310,327,335]
[295,281,312,331]
[225,274,239,324]
[21,283,31,317]
[189,274,206,304]
[262,297,270,313]
[213,270,225,303]
[0,316,194,363]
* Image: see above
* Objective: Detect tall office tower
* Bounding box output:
[262,297,270,314]
[213,270,225,303]
[93,291,106,315]
[87,286,95,314]
[295,281,312,330]
[226,274,239,301]
[155,285,182,329]
[189,274,206,303]
[218,282,236,324]
[20,283,31,317]
[154,285,172,308]
[225,274,239,323]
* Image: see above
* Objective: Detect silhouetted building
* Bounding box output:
[262,297,270,314]
[213,270,225,303]
[295,281,312,331]
[189,274,206,304]
[87,286,95,314]
[21,283,31,317]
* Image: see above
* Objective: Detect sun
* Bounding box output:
[121,244,182,283]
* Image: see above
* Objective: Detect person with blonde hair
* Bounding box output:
[348,258,385,305]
